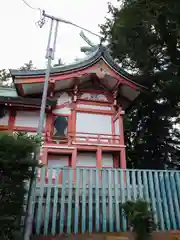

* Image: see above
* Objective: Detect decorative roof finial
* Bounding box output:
[80,30,100,55]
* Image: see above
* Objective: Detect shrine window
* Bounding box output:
[53,115,69,142]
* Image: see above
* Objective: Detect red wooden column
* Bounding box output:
[96,147,102,183]
[71,148,77,183]
[112,115,115,144]
[113,153,119,168]
[96,147,102,168]
[8,108,16,131]
[119,107,126,169]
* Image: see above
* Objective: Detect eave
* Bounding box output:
[0,96,57,108]
[10,45,145,90]
[9,45,147,110]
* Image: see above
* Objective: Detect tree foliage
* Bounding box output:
[0,69,11,87]
[0,132,40,240]
[101,0,180,169]
[122,200,156,240]
[0,60,35,87]
[19,60,35,71]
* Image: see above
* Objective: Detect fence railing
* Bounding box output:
[51,132,121,146]
[31,167,180,235]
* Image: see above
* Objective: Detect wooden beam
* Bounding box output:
[48,79,55,97]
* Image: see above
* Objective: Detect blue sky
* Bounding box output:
[0,0,118,69]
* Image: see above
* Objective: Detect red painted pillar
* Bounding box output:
[45,111,52,143]
[96,147,102,183]
[119,108,126,169]
[112,115,115,144]
[41,148,48,183]
[96,147,102,168]
[71,148,77,183]
[8,108,16,131]
[113,153,119,168]
[71,106,76,143]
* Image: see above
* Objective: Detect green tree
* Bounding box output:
[0,61,35,87]
[19,60,35,71]
[0,69,11,87]
[101,0,180,169]
[0,132,40,239]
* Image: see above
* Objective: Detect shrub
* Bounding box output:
[121,200,156,240]
[0,132,40,240]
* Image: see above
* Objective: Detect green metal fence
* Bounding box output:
[30,167,180,235]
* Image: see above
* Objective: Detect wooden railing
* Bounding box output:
[30,167,180,235]
[51,132,121,146]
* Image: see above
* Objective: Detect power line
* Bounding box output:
[42,11,102,39]
[21,0,46,28]
[21,0,37,10]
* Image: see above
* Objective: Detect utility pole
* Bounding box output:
[24,15,59,240]
[24,10,101,240]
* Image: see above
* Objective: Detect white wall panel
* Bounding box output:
[77,104,111,110]
[56,92,71,105]
[0,87,18,97]
[48,155,69,178]
[77,152,96,167]
[15,111,46,128]
[76,113,112,134]
[48,155,69,167]
[23,83,44,95]
[0,111,9,126]
[115,119,120,135]
[52,107,71,115]
[102,153,113,167]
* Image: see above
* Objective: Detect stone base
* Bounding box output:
[31,231,180,240]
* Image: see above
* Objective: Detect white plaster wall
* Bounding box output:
[52,107,71,115]
[47,155,69,179]
[0,111,9,126]
[56,92,71,105]
[102,153,113,167]
[77,152,96,186]
[48,157,69,168]
[48,155,69,167]
[76,113,112,134]
[0,87,18,97]
[15,111,46,128]
[115,119,120,135]
[23,83,44,95]
[80,93,108,101]
[76,152,96,167]
[77,104,111,110]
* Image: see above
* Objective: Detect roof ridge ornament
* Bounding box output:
[80,30,100,55]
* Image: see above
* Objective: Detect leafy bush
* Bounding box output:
[121,200,156,240]
[0,132,41,240]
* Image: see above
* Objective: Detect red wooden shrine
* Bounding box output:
[0,46,145,170]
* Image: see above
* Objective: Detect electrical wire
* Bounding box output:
[21,0,47,28]
[21,0,38,10]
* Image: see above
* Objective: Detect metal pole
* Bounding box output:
[38,19,54,135]
[24,11,101,240]
[24,18,57,240]
[42,10,102,39]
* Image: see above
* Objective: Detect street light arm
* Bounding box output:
[42,10,102,39]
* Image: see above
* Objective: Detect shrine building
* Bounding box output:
[0,46,145,170]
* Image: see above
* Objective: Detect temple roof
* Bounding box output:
[9,45,146,110]
[10,46,143,87]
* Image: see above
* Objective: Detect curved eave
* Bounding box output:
[9,45,146,90]
[0,96,57,108]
